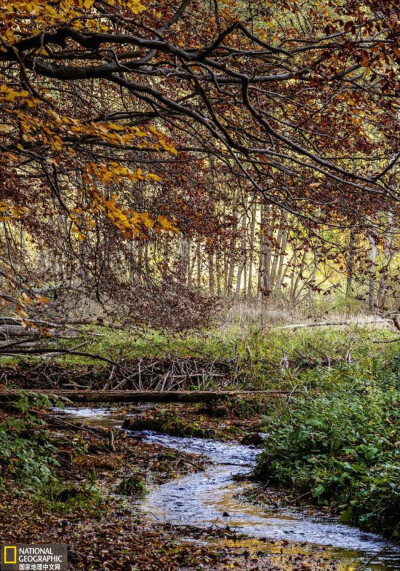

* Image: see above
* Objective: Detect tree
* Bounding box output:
[1,0,400,330]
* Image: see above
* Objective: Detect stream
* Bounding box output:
[59,407,400,570]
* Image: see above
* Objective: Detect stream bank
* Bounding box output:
[60,406,400,569]
[1,399,400,569]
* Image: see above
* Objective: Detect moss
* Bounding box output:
[36,482,105,515]
[115,475,147,497]
[124,412,216,439]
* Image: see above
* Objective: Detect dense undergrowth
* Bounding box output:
[0,393,61,487]
[0,392,107,515]
[255,348,400,542]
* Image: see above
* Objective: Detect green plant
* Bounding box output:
[256,364,400,541]
[0,392,68,488]
[37,481,104,514]
[115,475,148,496]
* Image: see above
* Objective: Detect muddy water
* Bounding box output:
[57,407,400,570]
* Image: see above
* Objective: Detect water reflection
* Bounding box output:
[138,432,400,570]
[55,407,400,570]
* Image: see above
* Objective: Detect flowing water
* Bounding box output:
[57,407,400,570]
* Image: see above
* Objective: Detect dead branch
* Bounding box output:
[276,318,389,330]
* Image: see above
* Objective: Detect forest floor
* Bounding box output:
[0,402,342,570]
[0,323,399,569]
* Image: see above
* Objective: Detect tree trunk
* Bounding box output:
[378,211,393,310]
[247,201,257,299]
[368,233,377,312]
[235,195,248,300]
[208,250,215,295]
[346,229,356,297]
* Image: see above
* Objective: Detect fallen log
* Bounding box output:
[276,317,389,330]
[0,389,299,404]
[0,325,41,338]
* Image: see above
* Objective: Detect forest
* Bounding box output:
[0,0,400,569]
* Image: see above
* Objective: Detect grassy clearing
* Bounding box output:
[75,321,394,374]
[2,319,394,387]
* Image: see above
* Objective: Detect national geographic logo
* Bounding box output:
[1,545,67,571]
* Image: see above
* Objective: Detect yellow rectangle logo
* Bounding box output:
[3,546,16,564]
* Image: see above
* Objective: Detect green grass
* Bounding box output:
[36,481,105,515]
[3,321,397,389]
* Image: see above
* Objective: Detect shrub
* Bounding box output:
[256,366,400,541]
[0,392,65,488]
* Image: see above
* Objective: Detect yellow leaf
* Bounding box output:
[36,295,51,304]
[157,215,178,233]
